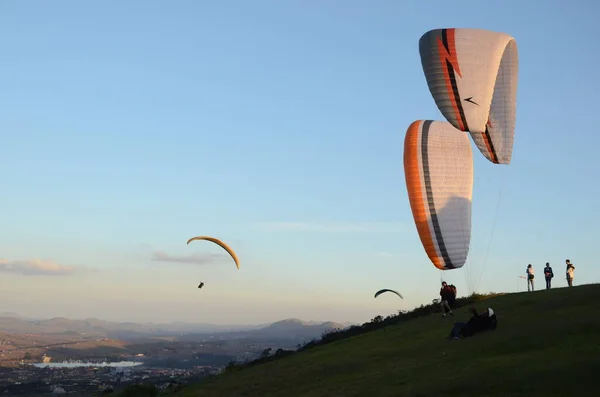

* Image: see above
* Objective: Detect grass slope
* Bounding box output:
[183,284,600,397]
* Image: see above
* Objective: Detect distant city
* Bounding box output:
[0,312,354,395]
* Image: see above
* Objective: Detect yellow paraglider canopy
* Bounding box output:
[186,236,240,270]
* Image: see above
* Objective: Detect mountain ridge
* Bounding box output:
[0,314,355,340]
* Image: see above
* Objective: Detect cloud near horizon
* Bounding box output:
[151,251,226,265]
[0,258,96,276]
[256,221,406,234]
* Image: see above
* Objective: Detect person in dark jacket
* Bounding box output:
[439,281,456,317]
[544,262,554,289]
[448,307,497,340]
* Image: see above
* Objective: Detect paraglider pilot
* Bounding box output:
[448,307,497,340]
[439,281,456,317]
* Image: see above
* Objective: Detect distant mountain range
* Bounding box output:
[0,313,354,341]
[210,318,353,342]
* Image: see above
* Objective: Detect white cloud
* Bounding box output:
[0,258,95,276]
[151,251,226,265]
[255,221,406,234]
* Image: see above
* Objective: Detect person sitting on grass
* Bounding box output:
[448,307,497,340]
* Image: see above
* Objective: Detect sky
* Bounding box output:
[1,0,599,325]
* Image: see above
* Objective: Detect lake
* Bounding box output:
[31,360,143,368]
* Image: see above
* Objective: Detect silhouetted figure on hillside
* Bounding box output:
[526,264,535,291]
[448,307,497,340]
[566,260,575,287]
[544,262,554,289]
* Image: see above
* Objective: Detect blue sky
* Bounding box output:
[1,0,598,324]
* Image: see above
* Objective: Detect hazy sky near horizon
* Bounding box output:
[1,0,599,325]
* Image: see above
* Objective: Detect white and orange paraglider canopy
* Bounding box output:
[403,120,473,271]
[419,28,518,165]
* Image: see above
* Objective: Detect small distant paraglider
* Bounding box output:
[186,236,240,269]
[186,235,240,289]
[374,289,404,299]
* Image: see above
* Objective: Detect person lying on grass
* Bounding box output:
[447,307,497,340]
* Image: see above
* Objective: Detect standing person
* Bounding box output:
[526,264,535,292]
[566,259,575,287]
[544,262,554,289]
[439,281,455,317]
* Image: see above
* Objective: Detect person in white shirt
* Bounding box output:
[565,259,575,287]
[526,264,535,292]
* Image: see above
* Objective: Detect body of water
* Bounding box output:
[31,360,143,368]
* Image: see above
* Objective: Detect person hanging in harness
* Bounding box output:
[448,307,498,340]
[439,281,457,317]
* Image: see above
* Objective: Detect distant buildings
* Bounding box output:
[1,362,222,395]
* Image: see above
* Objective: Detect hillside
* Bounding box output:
[176,284,600,397]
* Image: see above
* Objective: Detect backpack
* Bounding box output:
[450,284,457,297]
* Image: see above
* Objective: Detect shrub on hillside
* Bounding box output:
[223,347,295,373]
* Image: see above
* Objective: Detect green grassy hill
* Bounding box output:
[144,284,600,397]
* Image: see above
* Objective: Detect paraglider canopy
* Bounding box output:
[186,236,240,269]
[418,28,518,165]
[403,120,473,271]
[374,289,404,299]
